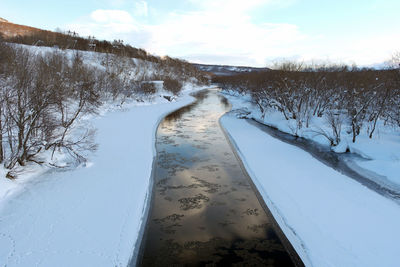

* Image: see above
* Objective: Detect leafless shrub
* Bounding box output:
[140,82,157,95]
[325,110,344,146]
[163,78,182,95]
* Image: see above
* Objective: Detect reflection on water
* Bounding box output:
[140,90,295,266]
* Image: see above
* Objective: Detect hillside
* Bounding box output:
[0,18,210,175]
[0,18,44,38]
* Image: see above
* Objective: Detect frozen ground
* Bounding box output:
[222,92,400,194]
[221,113,400,267]
[0,86,207,266]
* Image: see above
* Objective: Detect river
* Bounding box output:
[138,89,299,266]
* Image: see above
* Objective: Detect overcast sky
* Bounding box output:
[1,0,399,66]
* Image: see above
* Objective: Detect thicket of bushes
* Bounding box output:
[215,63,400,146]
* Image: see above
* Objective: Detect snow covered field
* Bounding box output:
[221,113,400,267]
[0,87,206,266]
[222,92,400,194]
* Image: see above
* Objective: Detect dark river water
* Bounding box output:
[139,90,297,266]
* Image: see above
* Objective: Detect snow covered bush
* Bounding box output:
[140,82,157,95]
[163,78,182,95]
[0,45,99,172]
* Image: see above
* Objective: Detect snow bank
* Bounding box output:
[0,88,206,266]
[222,92,400,193]
[221,113,400,267]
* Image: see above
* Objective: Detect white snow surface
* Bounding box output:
[0,86,207,266]
[222,91,400,192]
[221,113,400,267]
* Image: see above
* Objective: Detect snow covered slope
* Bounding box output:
[0,88,204,266]
[221,113,400,267]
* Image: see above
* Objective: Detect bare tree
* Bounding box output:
[389,52,400,69]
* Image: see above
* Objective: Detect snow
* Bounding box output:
[222,91,400,193]
[0,86,207,266]
[220,113,400,267]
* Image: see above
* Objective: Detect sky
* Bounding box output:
[1,0,399,67]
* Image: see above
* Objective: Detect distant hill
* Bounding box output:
[193,63,270,76]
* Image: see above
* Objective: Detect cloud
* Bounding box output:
[134,2,306,65]
[65,1,399,67]
[67,5,306,66]
[323,33,400,66]
[144,13,306,66]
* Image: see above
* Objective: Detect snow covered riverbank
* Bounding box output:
[221,113,400,267]
[222,92,400,197]
[0,87,206,266]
